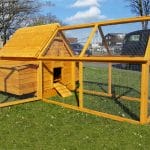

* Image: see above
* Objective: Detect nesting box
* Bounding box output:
[0,24,78,97]
[0,61,37,95]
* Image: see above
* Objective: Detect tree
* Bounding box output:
[0,0,39,45]
[29,13,64,26]
[28,1,64,26]
[0,0,63,45]
[128,0,150,29]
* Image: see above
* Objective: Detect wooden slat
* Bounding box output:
[0,62,37,95]
[54,83,72,98]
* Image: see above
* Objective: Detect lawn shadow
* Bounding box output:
[83,81,140,120]
[0,92,35,103]
[113,97,139,120]
[84,81,140,98]
[75,81,80,106]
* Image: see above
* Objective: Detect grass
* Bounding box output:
[51,65,144,120]
[0,101,150,150]
[0,64,150,149]
[83,64,141,98]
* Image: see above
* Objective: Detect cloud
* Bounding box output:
[71,0,105,8]
[65,6,106,24]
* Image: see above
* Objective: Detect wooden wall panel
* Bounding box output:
[0,64,37,95]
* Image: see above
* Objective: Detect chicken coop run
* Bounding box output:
[0,16,150,124]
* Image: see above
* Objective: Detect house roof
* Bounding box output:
[0,24,59,58]
[105,33,126,37]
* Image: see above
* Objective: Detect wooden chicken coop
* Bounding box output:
[0,16,150,125]
[0,24,78,98]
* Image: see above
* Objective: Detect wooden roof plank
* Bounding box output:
[0,24,59,58]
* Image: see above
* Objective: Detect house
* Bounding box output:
[104,33,125,46]
[0,24,78,98]
[67,37,78,43]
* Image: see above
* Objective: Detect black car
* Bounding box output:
[121,29,150,56]
[114,29,150,71]
[70,43,92,56]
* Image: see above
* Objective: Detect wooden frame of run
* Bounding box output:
[0,16,150,125]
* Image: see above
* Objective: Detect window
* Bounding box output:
[128,34,140,42]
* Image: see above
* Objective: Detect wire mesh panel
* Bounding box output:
[83,62,141,121]
[47,61,146,122]
[60,21,150,58]
[43,18,150,124]
[100,22,150,56]
[62,28,93,56]
[112,63,141,98]
[83,62,108,93]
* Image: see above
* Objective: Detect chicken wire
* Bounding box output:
[62,22,150,57]
[83,62,141,120]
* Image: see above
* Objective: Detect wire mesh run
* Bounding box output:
[50,61,142,121]
[61,21,150,57]
[99,22,150,56]
[83,62,141,121]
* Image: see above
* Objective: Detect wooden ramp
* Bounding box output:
[54,83,72,98]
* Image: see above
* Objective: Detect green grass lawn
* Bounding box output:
[51,65,144,120]
[0,64,150,149]
[0,101,150,150]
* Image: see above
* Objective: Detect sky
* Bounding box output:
[41,0,148,39]
[45,0,134,24]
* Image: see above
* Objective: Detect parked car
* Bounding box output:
[113,29,150,71]
[70,43,92,56]
[121,29,150,56]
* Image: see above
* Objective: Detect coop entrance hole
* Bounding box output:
[53,67,62,82]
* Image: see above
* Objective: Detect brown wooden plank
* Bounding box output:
[54,83,72,98]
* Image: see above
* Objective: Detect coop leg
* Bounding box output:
[37,61,43,99]
[108,63,112,96]
[79,62,83,108]
[140,63,149,124]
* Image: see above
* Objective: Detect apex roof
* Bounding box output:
[0,23,59,58]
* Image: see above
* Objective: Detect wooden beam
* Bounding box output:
[39,56,147,63]
[0,57,37,61]
[59,16,150,31]
[108,63,112,96]
[71,62,76,90]
[79,25,98,57]
[82,90,140,102]
[140,63,149,124]
[79,62,83,108]
[148,116,150,123]
[0,97,39,108]
[42,98,140,124]
[144,36,150,59]
[37,61,43,99]
[0,56,148,63]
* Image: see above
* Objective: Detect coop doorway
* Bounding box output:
[53,67,62,83]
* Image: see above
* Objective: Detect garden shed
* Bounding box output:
[0,24,77,97]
